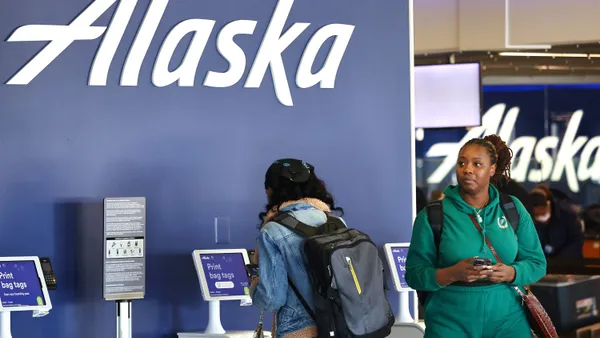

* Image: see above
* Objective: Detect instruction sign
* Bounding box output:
[103,197,146,301]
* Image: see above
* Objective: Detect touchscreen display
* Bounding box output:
[0,261,45,307]
[390,247,409,289]
[199,253,250,297]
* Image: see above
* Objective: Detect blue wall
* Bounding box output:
[0,0,413,337]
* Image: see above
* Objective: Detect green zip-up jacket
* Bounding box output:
[406,184,546,291]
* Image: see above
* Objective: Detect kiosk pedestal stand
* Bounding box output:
[0,310,50,338]
[0,312,11,338]
[117,300,132,338]
[205,300,225,335]
[397,290,415,323]
[383,244,425,338]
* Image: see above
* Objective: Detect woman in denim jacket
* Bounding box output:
[250,158,344,338]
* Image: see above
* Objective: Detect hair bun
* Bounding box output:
[484,134,504,150]
[484,135,512,186]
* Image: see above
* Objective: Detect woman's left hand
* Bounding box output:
[483,263,516,283]
[249,275,260,289]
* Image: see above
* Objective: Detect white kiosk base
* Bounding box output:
[177,299,271,338]
[206,301,225,335]
[0,312,12,338]
[0,308,50,338]
[396,290,414,323]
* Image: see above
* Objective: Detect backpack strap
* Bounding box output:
[425,195,520,251]
[270,211,324,321]
[499,193,520,233]
[417,201,444,307]
[426,200,444,254]
[322,212,347,231]
[287,277,316,320]
[271,211,321,237]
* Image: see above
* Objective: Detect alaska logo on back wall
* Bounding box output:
[3,0,355,107]
[425,103,600,193]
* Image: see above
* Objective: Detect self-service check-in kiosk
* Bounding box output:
[0,256,53,338]
[383,243,425,338]
[178,249,270,338]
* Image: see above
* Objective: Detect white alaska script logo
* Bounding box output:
[4,0,355,107]
[426,104,600,193]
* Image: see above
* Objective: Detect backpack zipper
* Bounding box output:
[345,256,362,295]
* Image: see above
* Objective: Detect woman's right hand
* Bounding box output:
[449,257,487,283]
[437,257,487,285]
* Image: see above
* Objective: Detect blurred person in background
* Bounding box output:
[535,184,581,218]
[583,204,600,236]
[530,186,583,259]
[496,179,534,219]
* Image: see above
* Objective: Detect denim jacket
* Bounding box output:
[251,202,341,337]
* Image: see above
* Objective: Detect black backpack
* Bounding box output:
[417,194,520,306]
[273,211,395,338]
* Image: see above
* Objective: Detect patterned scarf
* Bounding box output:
[262,198,331,225]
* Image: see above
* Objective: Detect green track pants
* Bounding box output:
[423,284,532,338]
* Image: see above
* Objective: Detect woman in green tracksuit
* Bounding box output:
[406,135,546,338]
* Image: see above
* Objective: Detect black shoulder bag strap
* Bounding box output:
[499,193,520,233]
[270,212,317,320]
[426,200,444,254]
[417,201,444,305]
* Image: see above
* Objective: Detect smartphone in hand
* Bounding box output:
[245,264,259,278]
[473,258,492,267]
[247,249,257,264]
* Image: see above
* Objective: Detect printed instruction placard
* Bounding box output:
[103,197,146,301]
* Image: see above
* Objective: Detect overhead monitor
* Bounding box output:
[0,257,52,312]
[383,243,412,292]
[414,62,482,129]
[192,249,251,302]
